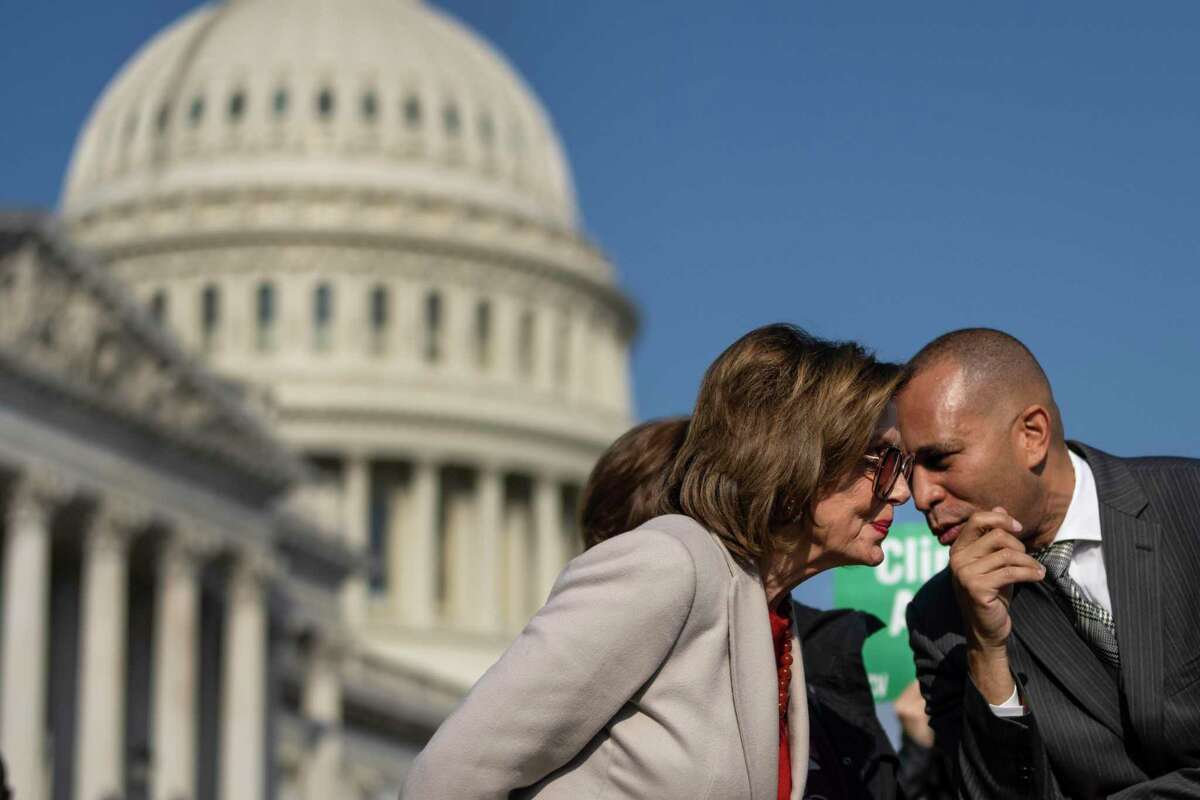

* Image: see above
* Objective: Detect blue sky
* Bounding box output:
[4,2,1199,612]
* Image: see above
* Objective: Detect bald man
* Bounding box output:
[897,328,1200,799]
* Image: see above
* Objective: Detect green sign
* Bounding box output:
[832,522,948,702]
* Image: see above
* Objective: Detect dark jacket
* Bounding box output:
[793,602,901,800]
[906,443,1200,799]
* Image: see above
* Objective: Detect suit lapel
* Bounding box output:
[725,557,779,800]
[1086,446,1166,767]
[786,618,809,800]
[1010,579,1124,738]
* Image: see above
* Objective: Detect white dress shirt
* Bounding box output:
[990,449,1109,716]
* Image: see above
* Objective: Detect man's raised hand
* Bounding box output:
[949,507,1045,704]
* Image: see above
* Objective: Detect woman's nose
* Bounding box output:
[888,471,913,505]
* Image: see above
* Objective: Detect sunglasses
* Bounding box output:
[864,444,914,500]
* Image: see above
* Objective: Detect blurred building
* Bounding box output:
[0,0,637,798]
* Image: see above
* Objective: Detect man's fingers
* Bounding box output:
[962,548,1046,590]
[951,509,1023,550]
[950,528,1026,574]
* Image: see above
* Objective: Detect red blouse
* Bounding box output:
[769,600,793,800]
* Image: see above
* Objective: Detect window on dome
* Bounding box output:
[403,95,422,129]
[517,309,535,377]
[424,290,442,363]
[200,284,220,352]
[313,282,334,352]
[317,87,335,120]
[256,282,276,353]
[362,91,378,123]
[479,112,495,149]
[474,300,492,369]
[369,284,389,355]
[189,96,205,127]
[149,290,168,325]
[273,88,289,118]
[443,103,461,138]
[229,90,246,123]
[156,104,170,135]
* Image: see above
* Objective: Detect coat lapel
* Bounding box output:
[723,549,779,800]
[786,617,809,800]
[1081,444,1166,767]
[1010,579,1124,738]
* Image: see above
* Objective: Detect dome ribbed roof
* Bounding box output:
[61,0,579,230]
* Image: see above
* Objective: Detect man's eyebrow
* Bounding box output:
[915,441,963,458]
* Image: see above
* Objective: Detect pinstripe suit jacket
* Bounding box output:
[906,443,1200,800]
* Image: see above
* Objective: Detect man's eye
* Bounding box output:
[924,454,951,470]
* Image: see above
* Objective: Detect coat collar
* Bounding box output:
[713,534,809,800]
[1069,442,1166,766]
[1010,443,1165,754]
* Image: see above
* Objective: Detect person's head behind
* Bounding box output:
[671,323,908,571]
[580,417,690,550]
[896,327,1066,544]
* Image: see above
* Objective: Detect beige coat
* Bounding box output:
[402,514,810,800]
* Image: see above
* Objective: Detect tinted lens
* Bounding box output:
[876,447,900,496]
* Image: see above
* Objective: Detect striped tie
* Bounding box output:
[1034,540,1120,669]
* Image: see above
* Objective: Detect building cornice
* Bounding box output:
[0,211,306,491]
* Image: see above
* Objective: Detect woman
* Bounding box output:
[581,415,905,800]
[579,415,690,551]
[402,324,912,799]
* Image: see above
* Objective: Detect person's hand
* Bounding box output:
[949,507,1042,650]
[949,507,1044,703]
[896,680,935,749]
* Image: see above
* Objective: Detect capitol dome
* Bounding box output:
[59,0,637,710]
[62,0,578,230]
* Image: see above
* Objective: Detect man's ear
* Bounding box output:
[1016,404,1052,469]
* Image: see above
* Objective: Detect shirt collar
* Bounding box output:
[1052,449,1103,544]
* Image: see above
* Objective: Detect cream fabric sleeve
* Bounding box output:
[402,528,698,799]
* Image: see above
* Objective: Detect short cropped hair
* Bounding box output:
[671,323,903,565]
[907,327,1049,390]
[904,327,1062,437]
[580,417,689,550]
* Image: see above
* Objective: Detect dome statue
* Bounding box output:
[61,0,637,706]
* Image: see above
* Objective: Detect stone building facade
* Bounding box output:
[0,0,637,797]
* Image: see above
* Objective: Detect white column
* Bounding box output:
[475,466,504,634]
[400,459,437,628]
[341,454,370,629]
[220,554,268,800]
[569,311,590,403]
[446,288,471,374]
[75,504,137,800]
[0,475,60,800]
[534,475,563,601]
[535,307,557,392]
[501,498,533,629]
[492,296,517,381]
[385,479,407,617]
[300,637,342,800]
[613,327,633,413]
[152,529,209,800]
[444,484,473,625]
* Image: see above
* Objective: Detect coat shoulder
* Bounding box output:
[628,514,734,582]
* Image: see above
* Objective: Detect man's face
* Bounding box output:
[895,360,1032,546]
